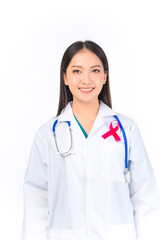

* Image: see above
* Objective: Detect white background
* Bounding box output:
[0,0,160,239]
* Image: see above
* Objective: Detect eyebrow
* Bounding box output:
[71,65,101,68]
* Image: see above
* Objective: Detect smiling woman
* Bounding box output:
[21,40,160,240]
[63,47,107,110]
[62,47,109,134]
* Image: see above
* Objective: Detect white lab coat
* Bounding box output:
[21,100,160,240]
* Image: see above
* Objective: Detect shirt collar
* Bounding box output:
[57,100,117,137]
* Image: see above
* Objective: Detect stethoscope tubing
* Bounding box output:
[113,115,128,170]
[52,119,71,132]
[52,115,129,181]
[52,119,72,156]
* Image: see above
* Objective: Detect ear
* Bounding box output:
[63,73,68,86]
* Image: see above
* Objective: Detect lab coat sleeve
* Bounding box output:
[129,122,160,240]
[21,128,48,240]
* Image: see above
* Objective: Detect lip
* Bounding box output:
[79,87,95,89]
[79,87,94,94]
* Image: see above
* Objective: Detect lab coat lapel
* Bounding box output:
[57,100,117,138]
[58,101,82,136]
[89,100,116,138]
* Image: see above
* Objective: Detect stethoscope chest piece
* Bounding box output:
[124,169,131,183]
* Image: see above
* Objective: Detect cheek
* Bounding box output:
[69,79,79,87]
[67,72,81,82]
[68,79,79,91]
[92,74,105,84]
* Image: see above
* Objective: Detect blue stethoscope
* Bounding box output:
[52,115,130,183]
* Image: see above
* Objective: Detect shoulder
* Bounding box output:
[114,111,142,143]
[114,110,135,125]
[114,111,138,132]
[34,116,58,141]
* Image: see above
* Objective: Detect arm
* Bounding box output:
[129,122,160,240]
[21,128,48,240]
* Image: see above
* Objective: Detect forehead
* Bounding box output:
[68,48,103,67]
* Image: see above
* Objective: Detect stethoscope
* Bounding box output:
[52,115,130,183]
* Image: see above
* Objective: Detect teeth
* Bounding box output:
[80,88,93,91]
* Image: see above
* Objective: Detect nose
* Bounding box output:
[81,72,91,84]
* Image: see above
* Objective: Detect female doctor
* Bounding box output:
[21,40,160,240]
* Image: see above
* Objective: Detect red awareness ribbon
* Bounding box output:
[101,120,121,141]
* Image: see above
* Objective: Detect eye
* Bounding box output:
[73,70,81,73]
[93,69,100,73]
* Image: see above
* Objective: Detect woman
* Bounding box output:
[21,40,160,240]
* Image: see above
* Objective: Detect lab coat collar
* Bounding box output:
[57,100,117,138]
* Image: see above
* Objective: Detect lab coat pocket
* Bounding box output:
[47,229,72,240]
[101,142,125,182]
[47,228,83,240]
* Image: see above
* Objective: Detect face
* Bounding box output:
[63,48,107,104]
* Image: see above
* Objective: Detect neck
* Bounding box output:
[72,99,100,120]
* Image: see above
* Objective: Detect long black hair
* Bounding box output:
[56,40,112,116]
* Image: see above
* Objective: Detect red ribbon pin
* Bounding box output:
[102,120,121,141]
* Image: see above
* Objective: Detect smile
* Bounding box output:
[79,88,94,93]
